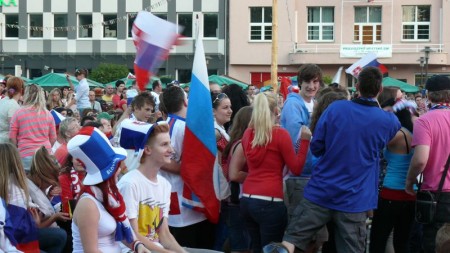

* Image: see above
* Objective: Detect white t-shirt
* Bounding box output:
[304,99,314,116]
[72,194,120,253]
[159,114,207,227]
[118,170,171,250]
[75,78,91,109]
[150,91,160,111]
[0,97,20,143]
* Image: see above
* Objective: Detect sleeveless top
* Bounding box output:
[381,128,416,201]
[72,194,120,253]
[382,128,414,190]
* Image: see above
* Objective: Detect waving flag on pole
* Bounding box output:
[346,53,388,78]
[180,14,220,223]
[132,11,181,91]
[332,66,344,85]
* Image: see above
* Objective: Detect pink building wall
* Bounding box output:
[229,0,450,87]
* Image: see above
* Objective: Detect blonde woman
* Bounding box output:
[46,88,63,110]
[10,84,57,172]
[29,146,62,202]
[0,143,39,251]
[239,92,311,253]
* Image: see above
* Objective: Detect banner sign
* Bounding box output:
[340,44,392,58]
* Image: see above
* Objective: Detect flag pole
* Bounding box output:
[271,0,278,93]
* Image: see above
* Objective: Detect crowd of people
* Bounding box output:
[0,64,449,253]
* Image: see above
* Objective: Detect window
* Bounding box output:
[250,7,272,41]
[30,69,43,79]
[29,14,43,38]
[178,13,192,37]
[5,14,19,38]
[53,69,66,73]
[204,13,218,38]
[307,7,334,41]
[155,13,167,20]
[354,6,382,44]
[54,14,68,37]
[79,14,92,38]
[177,69,192,83]
[402,6,430,40]
[103,14,117,38]
[128,13,137,38]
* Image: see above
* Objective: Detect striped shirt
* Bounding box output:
[9,107,57,158]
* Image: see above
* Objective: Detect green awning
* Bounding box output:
[184,75,249,89]
[382,77,420,93]
[33,73,103,88]
[105,76,162,90]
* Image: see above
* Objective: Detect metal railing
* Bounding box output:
[292,43,444,54]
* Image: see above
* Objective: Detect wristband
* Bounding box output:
[134,242,144,252]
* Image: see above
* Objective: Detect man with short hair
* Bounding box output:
[96,112,114,138]
[113,80,126,110]
[405,75,450,253]
[160,86,215,249]
[279,67,400,253]
[151,80,163,112]
[88,91,102,112]
[209,82,221,95]
[113,92,156,171]
[280,64,326,252]
[102,84,114,107]
[118,122,188,253]
[247,84,256,103]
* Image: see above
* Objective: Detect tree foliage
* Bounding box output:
[90,63,129,84]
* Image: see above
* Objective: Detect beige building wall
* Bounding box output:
[229,0,450,88]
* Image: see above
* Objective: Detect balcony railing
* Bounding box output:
[293,43,444,54]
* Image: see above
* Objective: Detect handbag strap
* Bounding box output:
[436,154,450,201]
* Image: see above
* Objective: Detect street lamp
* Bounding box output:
[418,57,425,87]
[421,46,434,82]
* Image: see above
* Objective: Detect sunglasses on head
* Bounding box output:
[213,93,228,104]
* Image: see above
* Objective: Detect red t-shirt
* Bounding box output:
[242,127,309,198]
[59,171,86,214]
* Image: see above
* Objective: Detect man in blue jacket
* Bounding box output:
[280,64,325,252]
[280,67,400,253]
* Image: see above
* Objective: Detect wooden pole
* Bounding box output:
[271,0,278,93]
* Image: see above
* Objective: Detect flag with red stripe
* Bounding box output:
[132,11,181,91]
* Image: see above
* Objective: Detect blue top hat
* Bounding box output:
[67,126,127,185]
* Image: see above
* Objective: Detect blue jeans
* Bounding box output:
[240,197,287,253]
[38,227,67,253]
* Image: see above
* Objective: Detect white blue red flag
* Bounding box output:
[50,109,66,126]
[180,21,220,223]
[132,11,180,91]
[346,53,388,77]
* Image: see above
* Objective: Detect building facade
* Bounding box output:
[0,0,226,82]
[229,0,450,88]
